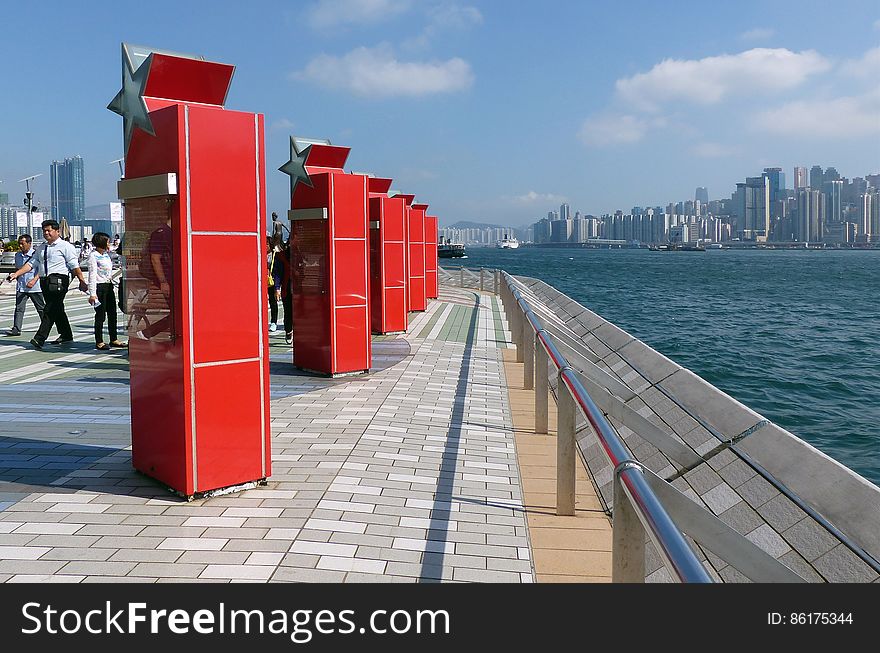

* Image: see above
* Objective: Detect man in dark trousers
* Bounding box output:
[7,219,88,349]
[4,234,46,336]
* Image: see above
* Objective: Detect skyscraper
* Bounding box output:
[794,167,808,190]
[50,155,85,223]
[796,189,824,243]
[762,168,785,204]
[823,180,843,224]
[559,203,570,221]
[741,176,770,239]
[809,165,824,190]
[695,187,709,205]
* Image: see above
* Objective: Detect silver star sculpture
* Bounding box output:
[278,136,314,197]
[107,44,155,155]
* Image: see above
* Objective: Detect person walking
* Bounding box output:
[267,235,279,332]
[7,219,88,350]
[4,234,46,336]
[87,232,127,350]
[275,237,293,344]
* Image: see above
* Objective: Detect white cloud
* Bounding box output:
[307,0,411,29]
[403,4,483,51]
[427,4,483,30]
[841,46,880,79]
[615,48,831,111]
[578,114,648,146]
[510,191,567,204]
[740,27,775,41]
[294,44,474,97]
[269,118,295,133]
[753,89,880,139]
[690,142,741,158]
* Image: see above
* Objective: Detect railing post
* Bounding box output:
[613,465,646,583]
[556,374,576,516]
[459,267,464,287]
[523,318,534,390]
[514,303,524,363]
[494,270,499,295]
[480,268,485,291]
[535,339,548,434]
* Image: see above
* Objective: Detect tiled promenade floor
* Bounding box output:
[0,283,549,583]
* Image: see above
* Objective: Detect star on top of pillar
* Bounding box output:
[107,43,156,155]
[278,136,321,197]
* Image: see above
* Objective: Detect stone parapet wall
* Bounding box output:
[516,274,880,583]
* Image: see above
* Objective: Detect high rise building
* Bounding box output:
[695,187,709,205]
[823,180,843,224]
[809,165,824,190]
[824,167,840,182]
[741,176,770,239]
[796,189,824,242]
[863,190,880,242]
[794,167,808,190]
[559,203,570,221]
[50,155,85,223]
[762,168,785,205]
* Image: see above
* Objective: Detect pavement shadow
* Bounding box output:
[0,435,179,505]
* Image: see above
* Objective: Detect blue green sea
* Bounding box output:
[452,246,880,486]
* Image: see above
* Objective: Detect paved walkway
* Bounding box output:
[0,284,562,583]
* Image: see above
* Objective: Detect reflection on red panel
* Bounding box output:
[194,362,265,492]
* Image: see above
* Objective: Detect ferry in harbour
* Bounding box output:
[496,235,520,249]
[438,239,467,258]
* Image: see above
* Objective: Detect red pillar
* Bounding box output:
[368,177,407,334]
[287,141,371,376]
[424,214,439,299]
[408,203,428,312]
[114,45,270,498]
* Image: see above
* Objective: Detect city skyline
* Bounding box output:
[1,1,878,227]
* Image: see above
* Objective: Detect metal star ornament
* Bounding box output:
[278,136,314,197]
[107,43,155,155]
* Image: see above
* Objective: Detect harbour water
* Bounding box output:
[454,246,880,486]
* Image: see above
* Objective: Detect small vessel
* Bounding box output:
[706,243,727,250]
[438,239,467,258]
[496,235,519,249]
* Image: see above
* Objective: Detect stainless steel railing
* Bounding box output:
[438,264,806,583]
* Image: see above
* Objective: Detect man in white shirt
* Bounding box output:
[4,234,46,336]
[7,219,88,350]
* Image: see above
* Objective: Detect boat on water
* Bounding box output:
[649,243,706,251]
[706,243,728,249]
[438,240,467,258]
[496,235,519,249]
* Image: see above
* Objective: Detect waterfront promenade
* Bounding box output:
[0,280,612,583]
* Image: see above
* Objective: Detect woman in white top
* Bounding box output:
[87,232,127,350]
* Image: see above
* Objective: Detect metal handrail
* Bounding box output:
[439,265,812,582]
[511,283,711,583]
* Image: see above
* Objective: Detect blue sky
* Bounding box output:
[1,0,878,227]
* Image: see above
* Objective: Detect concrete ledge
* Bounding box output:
[737,423,880,565]
[617,338,681,385]
[658,368,763,439]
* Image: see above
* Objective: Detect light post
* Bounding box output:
[18,174,42,241]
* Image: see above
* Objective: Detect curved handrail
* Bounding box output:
[511,283,711,583]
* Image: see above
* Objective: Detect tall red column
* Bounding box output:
[408,202,428,312]
[284,139,371,376]
[424,214,439,299]
[368,177,407,334]
[111,44,270,498]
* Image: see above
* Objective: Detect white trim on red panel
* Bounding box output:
[185,106,198,492]
[255,113,266,478]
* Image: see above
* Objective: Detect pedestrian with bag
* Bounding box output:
[267,235,280,332]
[87,232,127,351]
[4,234,46,336]
[7,219,88,350]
